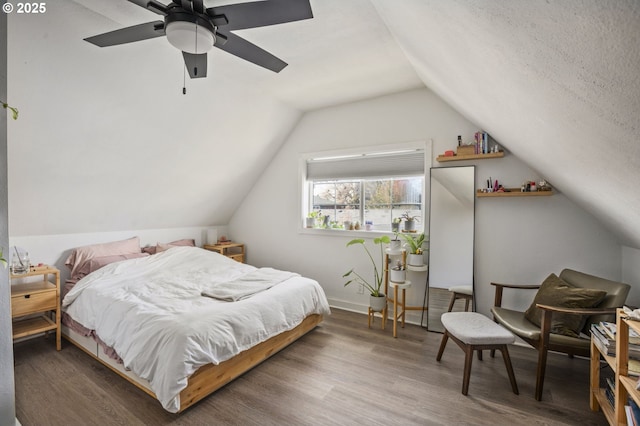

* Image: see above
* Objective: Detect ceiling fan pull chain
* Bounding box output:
[183,64,187,95]
[194,21,199,76]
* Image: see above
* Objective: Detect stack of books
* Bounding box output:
[591,321,640,375]
[473,131,489,154]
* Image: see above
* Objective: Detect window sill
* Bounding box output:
[298,227,422,239]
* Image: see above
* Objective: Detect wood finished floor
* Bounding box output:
[14,308,608,426]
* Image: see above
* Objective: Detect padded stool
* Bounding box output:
[447,286,473,312]
[436,312,518,396]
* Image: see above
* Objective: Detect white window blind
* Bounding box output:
[306,149,425,180]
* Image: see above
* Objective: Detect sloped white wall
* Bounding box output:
[230,88,625,320]
[6,1,301,236]
[373,0,640,249]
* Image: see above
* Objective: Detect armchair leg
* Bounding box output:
[535,347,548,401]
[536,309,553,401]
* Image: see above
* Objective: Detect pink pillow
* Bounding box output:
[82,253,149,276]
[143,239,196,255]
[65,237,141,280]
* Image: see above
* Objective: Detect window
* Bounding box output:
[301,145,426,232]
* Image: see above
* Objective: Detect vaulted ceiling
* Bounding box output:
[7,0,640,249]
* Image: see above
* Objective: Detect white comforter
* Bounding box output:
[62,246,330,412]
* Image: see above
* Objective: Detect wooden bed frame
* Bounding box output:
[62,313,323,413]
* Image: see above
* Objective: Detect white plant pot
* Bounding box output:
[389,268,406,283]
[408,253,424,266]
[369,294,387,312]
[306,217,315,228]
[389,240,402,251]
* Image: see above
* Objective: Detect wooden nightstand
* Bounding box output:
[10,266,61,351]
[203,243,245,263]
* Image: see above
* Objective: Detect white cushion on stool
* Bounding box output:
[441,312,514,345]
[448,286,473,296]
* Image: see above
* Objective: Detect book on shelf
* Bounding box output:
[629,398,640,426]
[605,385,615,409]
[627,405,635,426]
[473,131,490,155]
[601,321,640,345]
[591,325,640,376]
[591,323,640,358]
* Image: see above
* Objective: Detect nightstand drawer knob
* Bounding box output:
[24,295,31,299]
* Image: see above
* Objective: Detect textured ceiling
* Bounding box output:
[7,0,640,249]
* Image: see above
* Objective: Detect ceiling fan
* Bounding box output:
[84,0,313,78]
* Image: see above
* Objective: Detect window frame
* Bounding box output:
[299,141,430,237]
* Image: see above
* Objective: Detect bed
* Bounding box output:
[60,238,330,413]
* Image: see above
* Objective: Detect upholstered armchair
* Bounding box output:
[490,269,630,401]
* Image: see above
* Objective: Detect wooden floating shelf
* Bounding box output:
[436,151,505,162]
[476,188,554,197]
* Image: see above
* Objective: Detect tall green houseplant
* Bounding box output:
[343,235,390,297]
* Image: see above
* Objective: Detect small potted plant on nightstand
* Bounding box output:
[391,217,401,233]
[399,232,427,266]
[343,235,390,312]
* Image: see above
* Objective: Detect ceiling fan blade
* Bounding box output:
[183,52,208,78]
[127,0,169,15]
[215,31,287,73]
[84,21,166,47]
[207,0,312,31]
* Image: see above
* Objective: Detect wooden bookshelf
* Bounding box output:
[616,311,640,425]
[436,151,504,162]
[476,188,554,197]
[590,309,640,425]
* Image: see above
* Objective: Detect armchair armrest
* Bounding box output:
[491,282,541,308]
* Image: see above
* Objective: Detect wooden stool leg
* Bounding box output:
[462,344,474,395]
[436,332,449,361]
[381,304,386,330]
[477,350,483,361]
[401,288,406,328]
[500,345,519,395]
[393,285,399,338]
[368,307,372,328]
[447,292,457,312]
[464,297,470,312]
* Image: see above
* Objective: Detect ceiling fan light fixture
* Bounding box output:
[165,21,215,54]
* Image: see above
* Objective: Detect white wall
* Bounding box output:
[623,246,640,307]
[9,226,227,286]
[229,88,625,322]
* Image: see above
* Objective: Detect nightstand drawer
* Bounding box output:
[11,290,57,317]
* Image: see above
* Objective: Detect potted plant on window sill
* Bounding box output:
[343,235,390,312]
[400,211,419,232]
[306,210,321,228]
[399,232,427,266]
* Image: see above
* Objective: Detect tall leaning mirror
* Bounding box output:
[427,165,476,332]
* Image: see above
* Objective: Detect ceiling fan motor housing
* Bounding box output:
[165,12,216,54]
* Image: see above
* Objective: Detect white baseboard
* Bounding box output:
[327,297,427,326]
